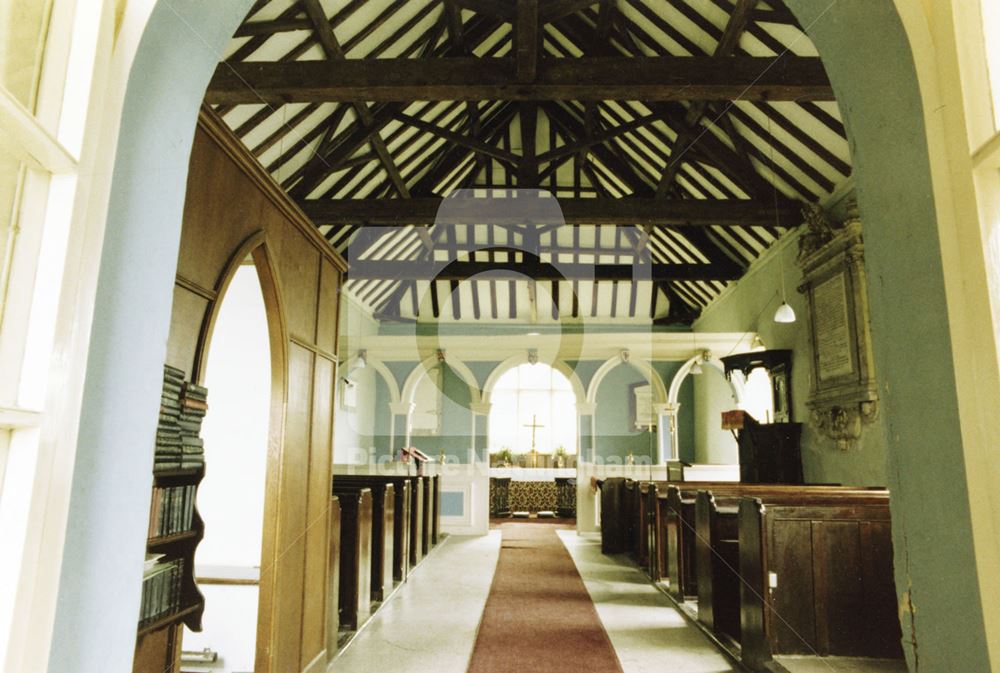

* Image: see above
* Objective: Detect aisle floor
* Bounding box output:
[330,530,736,673]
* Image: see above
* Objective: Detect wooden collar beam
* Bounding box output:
[300,197,803,227]
[344,260,740,282]
[206,56,833,104]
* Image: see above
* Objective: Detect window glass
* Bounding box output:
[743,367,776,424]
[0,0,54,111]
[0,149,23,321]
[489,363,578,454]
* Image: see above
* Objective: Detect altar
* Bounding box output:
[489,468,577,517]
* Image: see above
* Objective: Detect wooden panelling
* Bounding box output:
[302,356,335,666]
[278,231,320,340]
[317,261,340,353]
[166,287,208,372]
[769,519,815,654]
[860,521,900,657]
[159,106,345,673]
[276,343,314,668]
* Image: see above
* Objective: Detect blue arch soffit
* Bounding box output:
[783,1,988,669]
[51,2,257,672]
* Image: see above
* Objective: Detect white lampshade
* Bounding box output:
[774,301,796,324]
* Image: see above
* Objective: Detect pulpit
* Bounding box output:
[723,410,803,484]
[400,446,432,476]
[721,350,804,484]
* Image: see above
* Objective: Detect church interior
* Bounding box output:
[2,1,1000,673]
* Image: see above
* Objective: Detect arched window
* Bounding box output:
[489,363,577,455]
[743,368,776,424]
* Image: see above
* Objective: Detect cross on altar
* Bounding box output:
[524,415,545,468]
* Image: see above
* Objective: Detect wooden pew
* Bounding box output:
[695,490,742,644]
[430,475,440,545]
[420,475,432,555]
[623,479,641,560]
[738,494,902,669]
[660,486,698,600]
[333,475,423,569]
[336,488,373,631]
[693,488,896,658]
[326,496,341,653]
[654,482,848,601]
[597,477,627,553]
[332,483,395,602]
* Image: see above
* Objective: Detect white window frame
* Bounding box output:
[0,1,105,670]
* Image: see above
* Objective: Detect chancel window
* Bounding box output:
[742,367,777,424]
[489,363,577,455]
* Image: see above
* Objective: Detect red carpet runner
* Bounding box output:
[466,522,625,673]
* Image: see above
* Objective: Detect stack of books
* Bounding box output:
[148,485,197,539]
[139,555,184,627]
[179,381,208,470]
[154,366,185,473]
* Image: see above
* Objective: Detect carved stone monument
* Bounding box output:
[797,201,878,450]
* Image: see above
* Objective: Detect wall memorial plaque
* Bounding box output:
[798,202,878,450]
[813,272,854,381]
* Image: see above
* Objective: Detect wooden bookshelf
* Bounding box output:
[147,529,199,548]
[137,603,201,638]
[133,369,207,673]
[141,465,206,634]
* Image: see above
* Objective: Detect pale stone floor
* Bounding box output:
[327,531,908,673]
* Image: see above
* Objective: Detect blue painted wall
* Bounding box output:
[371,358,693,462]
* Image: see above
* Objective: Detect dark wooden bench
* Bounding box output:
[336,488,372,631]
[596,477,627,554]
[430,475,440,545]
[693,488,899,665]
[738,494,903,669]
[333,475,423,569]
[332,483,395,602]
[420,475,433,555]
[649,482,845,600]
[326,496,341,653]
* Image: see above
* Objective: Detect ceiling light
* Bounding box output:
[750,335,766,351]
[774,301,796,324]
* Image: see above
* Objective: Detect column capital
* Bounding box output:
[577,401,597,416]
[389,401,415,415]
[470,401,492,415]
[655,402,679,415]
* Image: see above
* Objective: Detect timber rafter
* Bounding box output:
[210,0,853,324]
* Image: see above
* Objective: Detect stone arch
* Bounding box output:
[57,1,999,670]
[667,353,745,407]
[586,354,667,406]
[400,355,482,406]
[482,354,586,406]
[345,354,400,406]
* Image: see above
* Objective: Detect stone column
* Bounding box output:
[576,401,596,464]
[470,401,491,468]
[655,402,679,464]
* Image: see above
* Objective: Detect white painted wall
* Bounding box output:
[183,265,269,672]
[692,367,739,464]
